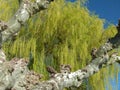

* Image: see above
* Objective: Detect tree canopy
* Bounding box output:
[0,0,119,90]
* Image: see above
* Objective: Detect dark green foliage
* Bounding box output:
[27,48,34,70]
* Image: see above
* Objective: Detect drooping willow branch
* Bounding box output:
[1,0,54,43]
[0,0,120,90]
[0,40,120,90]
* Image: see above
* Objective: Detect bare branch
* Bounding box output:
[1,0,53,43]
[0,42,120,90]
[1,1,120,90]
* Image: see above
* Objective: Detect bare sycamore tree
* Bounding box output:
[0,0,120,90]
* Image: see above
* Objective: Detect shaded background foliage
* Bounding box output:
[0,0,119,90]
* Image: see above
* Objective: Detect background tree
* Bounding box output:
[0,0,119,90]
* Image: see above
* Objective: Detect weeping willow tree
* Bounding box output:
[0,0,119,90]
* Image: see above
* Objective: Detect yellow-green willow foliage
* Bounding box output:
[0,0,118,89]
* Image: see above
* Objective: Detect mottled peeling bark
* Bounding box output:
[0,0,120,90]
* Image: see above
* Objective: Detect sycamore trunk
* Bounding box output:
[0,0,118,90]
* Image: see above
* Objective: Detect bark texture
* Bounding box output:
[0,0,120,90]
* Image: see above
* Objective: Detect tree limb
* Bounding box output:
[0,40,120,90]
[1,0,53,43]
[0,0,120,90]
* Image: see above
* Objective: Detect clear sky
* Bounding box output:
[68,0,120,89]
[86,0,120,90]
[86,0,120,27]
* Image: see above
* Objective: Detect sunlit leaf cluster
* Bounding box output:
[0,0,118,90]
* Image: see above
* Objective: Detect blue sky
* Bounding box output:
[86,0,120,26]
[68,0,120,89]
[68,0,120,26]
[86,0,120,90]
[87,0,120,90]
